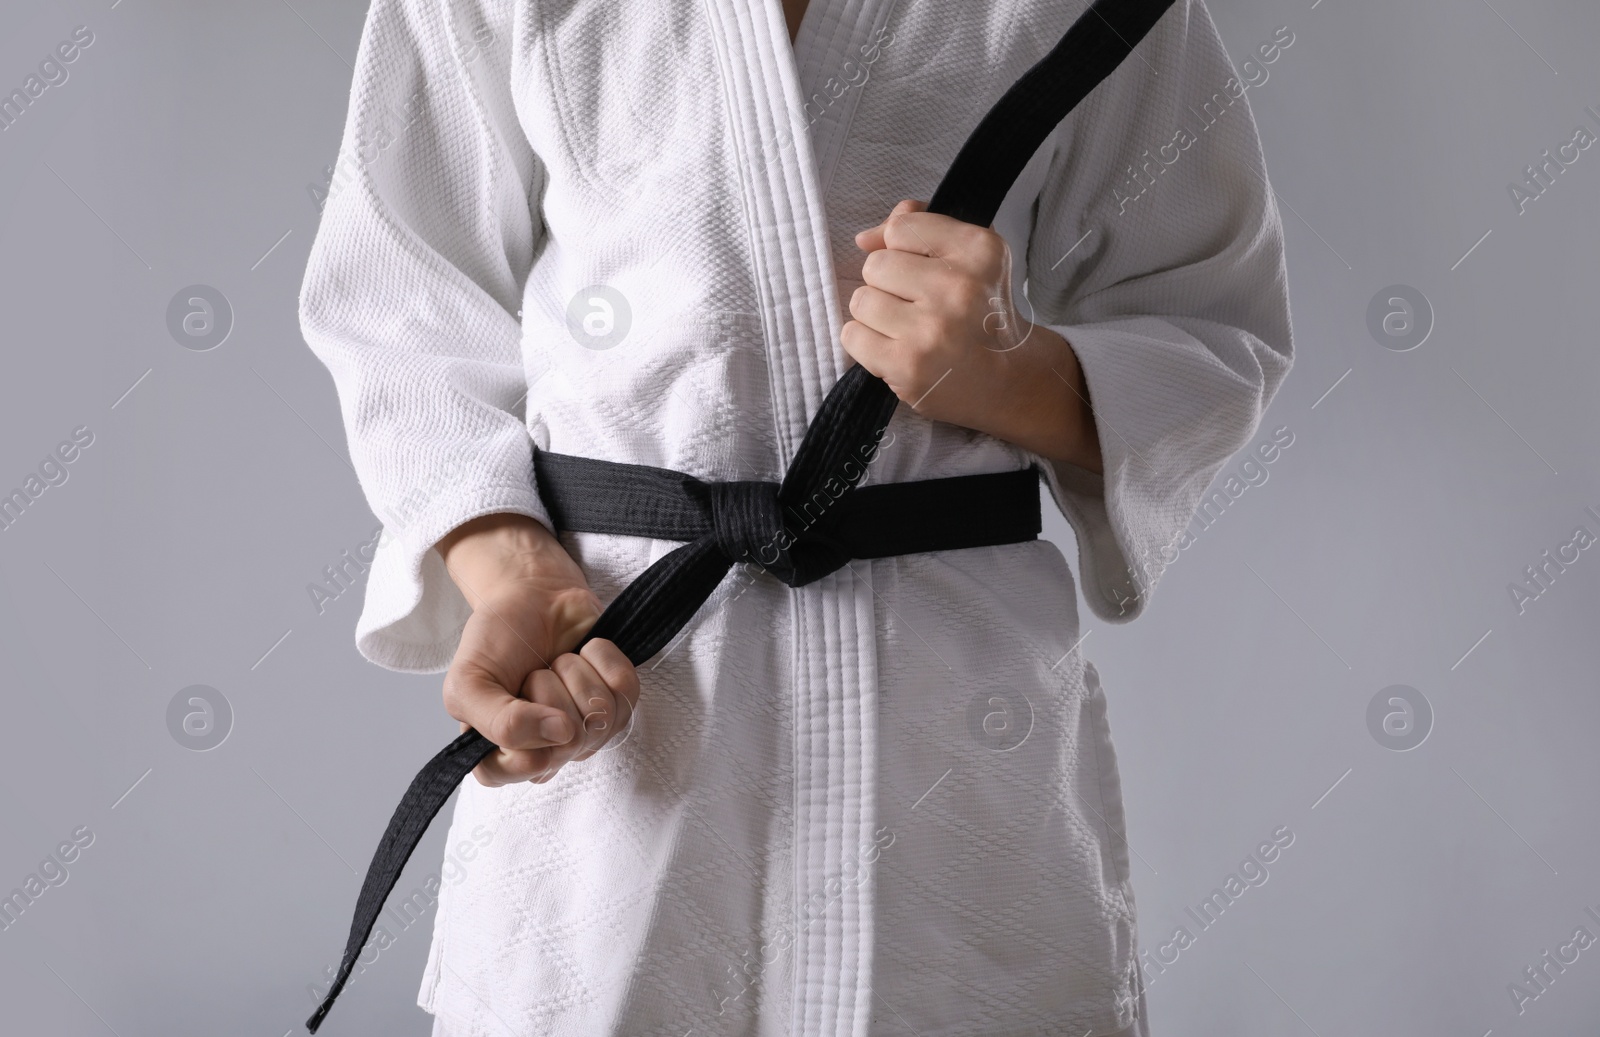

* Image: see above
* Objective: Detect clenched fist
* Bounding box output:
[844,198,1103,475]
[435,513,640,787]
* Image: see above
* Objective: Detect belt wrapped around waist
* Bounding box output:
[305,0,1178,1029]
[537,448,1042,662]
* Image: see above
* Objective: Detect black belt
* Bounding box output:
[537,449,1043,660]
[306,1,1177,1030]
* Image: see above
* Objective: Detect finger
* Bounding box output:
[479,667,586,786]
[568,649,637,764]
[854,199,925,251]
[840,319,905,383]
[525,667,586,781]
[581,638,639,700]
[466,667,580,786]
[464,713,557,788]
[473,743,553,787]
[880,211,990,266]
[860,247,950,304]
[581,638,638,727]
[551,652,618,756]
[854,198,929,252]
[443,659,578,753]
[881,208,960,257]
[848,284,922,340]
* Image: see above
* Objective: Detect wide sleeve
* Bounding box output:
[297,0,547,673]
[1022,0,1294,624]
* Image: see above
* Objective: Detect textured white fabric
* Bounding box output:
[299,1,1292,1034]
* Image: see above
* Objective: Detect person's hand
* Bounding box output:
[434,513,640,787]
[845,198,1103,474]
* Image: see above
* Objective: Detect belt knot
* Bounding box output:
[707,479,785,573]
[705,480,849,587]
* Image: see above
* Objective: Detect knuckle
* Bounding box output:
[591,643,640,696]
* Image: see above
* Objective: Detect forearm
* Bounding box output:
[971,324,1104,475]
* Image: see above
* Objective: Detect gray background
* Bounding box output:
[1,0,1596,1034]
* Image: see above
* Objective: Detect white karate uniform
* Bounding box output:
[298,0,1293,1033]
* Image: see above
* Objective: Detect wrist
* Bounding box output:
[986,324,1103,474]
[436,513,589,608]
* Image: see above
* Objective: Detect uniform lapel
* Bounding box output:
[789,0,903,198]
[699,7,883,1037]
[699,0,849,464]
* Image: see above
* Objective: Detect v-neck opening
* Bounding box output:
[785,0,815,52]
[778,0,817,84]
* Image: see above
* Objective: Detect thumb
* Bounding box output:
[444,655,575,750]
